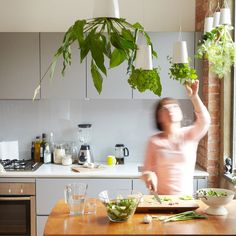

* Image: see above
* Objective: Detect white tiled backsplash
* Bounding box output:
[0,99,193,163]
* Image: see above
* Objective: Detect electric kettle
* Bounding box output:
[115,144,129,164]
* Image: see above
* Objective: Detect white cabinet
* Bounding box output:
[40,33,86,99]
[132,177,207,194]
[0,33,40,99]
[86,57,132,99]
[133,32,195,99]
[37,216,48,236]
[36,178,132,215]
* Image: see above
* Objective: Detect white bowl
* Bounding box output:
[196,188,235,216]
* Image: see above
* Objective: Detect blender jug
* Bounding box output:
[78,124,94,164]
[115,144,129,164]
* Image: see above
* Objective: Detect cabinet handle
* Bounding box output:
[20,189,23,194]
[8,189,11,194]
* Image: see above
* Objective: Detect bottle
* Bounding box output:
[48,132,55,163]
[40,133,47,162]
[31,141,35,160]
[44,144,51,164]
[34,136,41,162]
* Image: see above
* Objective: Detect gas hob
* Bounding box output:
[0,159,42,171]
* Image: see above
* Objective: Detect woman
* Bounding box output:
[142,80,211,195]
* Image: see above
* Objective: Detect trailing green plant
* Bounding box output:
[128,67,162,96]
[168,56,198,84]
[196,25,236,78]
[33,17,160,99]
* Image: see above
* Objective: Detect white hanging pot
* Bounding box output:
[213,11,221,28]
[219,8,231,25]
[93,0,120,18]
[135,45,153,70]
[172,41,188,64]
[204,17,213,33]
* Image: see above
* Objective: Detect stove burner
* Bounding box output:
[0,159,42,171]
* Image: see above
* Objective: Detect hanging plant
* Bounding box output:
[196,25,235,78]
[33,17,161,99]
[128,67,162,96]
[168,56,198,84]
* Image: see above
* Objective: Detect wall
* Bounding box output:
[0,0,195,32]
[0,99,193,163]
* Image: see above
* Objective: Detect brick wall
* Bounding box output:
[195,0,222,187]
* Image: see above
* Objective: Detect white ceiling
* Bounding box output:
[0,0,195,32]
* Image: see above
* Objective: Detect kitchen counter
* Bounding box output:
[0,163,208,179]
[44,199,236,235]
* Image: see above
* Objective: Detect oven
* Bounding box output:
[0,182,36,236]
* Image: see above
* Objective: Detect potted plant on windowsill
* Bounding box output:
[33,17,161,99]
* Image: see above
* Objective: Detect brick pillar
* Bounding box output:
[195,0,221,187]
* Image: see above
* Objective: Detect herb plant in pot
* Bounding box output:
[33,15,161,99]
[168,40,197,84]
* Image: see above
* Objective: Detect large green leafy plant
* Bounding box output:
[196,25,235,78]
[168,56,198,84]
[34,17,162,98]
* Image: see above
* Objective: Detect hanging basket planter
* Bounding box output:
[204,16,214,33]
[93,0,120,18]
[172,41,189,64]
[219,8,231,25]
[213,11,221,28]
[135,44,153,70]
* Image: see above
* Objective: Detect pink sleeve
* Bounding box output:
[185,106,211,141]
[142,138,156,173]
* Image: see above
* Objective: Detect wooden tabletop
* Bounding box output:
[44,199,236,235]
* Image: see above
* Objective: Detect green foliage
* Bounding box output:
[168,57,198,84]
[49,17,158,95]
[196,25,236,78]
[128,68,162,96]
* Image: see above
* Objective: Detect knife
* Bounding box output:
[151,191,162,204]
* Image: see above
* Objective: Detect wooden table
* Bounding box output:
[44,199,236,235]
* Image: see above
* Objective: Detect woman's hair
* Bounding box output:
[155,97,180,131]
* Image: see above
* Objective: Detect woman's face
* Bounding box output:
[158,102,183,127]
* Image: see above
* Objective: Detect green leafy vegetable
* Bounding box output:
[104,198,138,222]
[128,68,162,96]
[168,56,198,84]
[157,211,206,222]
[197,189,227,197]
[179,195,194,200]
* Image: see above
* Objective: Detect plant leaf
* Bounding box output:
[122,29,134,42]
[91,60,103,94]
[110,48,127,68]
[73,19,86,47]
[132,22,144,30]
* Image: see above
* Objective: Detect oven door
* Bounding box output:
[0,196,35,236]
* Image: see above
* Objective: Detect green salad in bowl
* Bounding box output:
[98,190,142,222]
[196,188,235,216]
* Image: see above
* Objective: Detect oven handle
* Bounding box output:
[0,196,31,201]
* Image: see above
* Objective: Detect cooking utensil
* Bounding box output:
[151,191,162,204]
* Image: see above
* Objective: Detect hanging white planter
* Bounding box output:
[220,8,231,25]
[204,17,213,33]
[213,11,221,28]
[93,0,120,18]
[172,41,188,64]
[135,45,153,70]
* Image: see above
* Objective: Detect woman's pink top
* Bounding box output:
[143,107,211,195]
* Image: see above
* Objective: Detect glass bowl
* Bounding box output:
[98,189,142,222]
[196,188,235,216]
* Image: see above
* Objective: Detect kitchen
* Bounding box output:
[0,0,236,235]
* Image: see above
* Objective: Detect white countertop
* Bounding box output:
[0,163,209,179]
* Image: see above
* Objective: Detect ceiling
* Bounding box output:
[0,0,195,32]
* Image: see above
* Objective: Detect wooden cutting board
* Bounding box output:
[136,195,199,213]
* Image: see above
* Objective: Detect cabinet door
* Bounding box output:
[0,33,40,99]
[36,178,132,215]
[132,179,149,194]
[37,216,48,236]
[133,32,195,99]
[40,33,86,99]
[86,56,132,99]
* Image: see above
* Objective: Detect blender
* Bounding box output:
[77,124,94,164]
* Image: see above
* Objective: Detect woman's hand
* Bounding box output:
[185,80,199,97]
[142,171,158,192]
